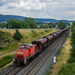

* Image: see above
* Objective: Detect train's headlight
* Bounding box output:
[24,59,26,64]
[13,58,15,62]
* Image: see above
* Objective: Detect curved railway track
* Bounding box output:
[3,30,69,75]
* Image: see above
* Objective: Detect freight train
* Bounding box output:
[13,27,70,65]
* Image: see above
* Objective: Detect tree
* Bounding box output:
[0,22,6,28]
[58,21,67,29]
[24,17,37,28]
[72,21,75,28]
[1,23,6,28]
[71,21,75,45]
[22,21,28,28]
[45,24,49,28]
[40,24,49,29]
[51,23,56,28]
[40,24,44,28]
[13,30,23,41]
[6,19,28,29]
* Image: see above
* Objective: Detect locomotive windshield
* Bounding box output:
[21,45,24,48]
[26,45,30,48]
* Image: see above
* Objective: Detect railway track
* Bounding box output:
[4,65,26,75]
[24,30,69,75]
[3,30,69,75]
[4,66,17,75]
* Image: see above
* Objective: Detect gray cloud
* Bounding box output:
[0,1,6,6]
[0,0,21,6]
[0,0,75,20]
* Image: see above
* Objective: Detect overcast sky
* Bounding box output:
[0,0,75,20]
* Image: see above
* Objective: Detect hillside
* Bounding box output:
[0,14,73,23]
[0,28,56,55]
[0,31,14,48]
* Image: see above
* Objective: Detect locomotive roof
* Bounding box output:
[21,43,35,46]
[20,48,29,50]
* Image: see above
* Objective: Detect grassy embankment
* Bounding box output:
[46,32,72,75]
[0,29,56,69]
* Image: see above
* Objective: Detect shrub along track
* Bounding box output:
[2,30,69,75]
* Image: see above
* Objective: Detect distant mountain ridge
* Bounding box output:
[0,14,73,23]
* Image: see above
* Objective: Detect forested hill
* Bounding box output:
[0,14,25,22]
[0,14,73,23]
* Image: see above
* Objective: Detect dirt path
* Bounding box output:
[0,51,16,58]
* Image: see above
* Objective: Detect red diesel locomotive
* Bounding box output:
[13,43,38,64]
[13,27,70,65]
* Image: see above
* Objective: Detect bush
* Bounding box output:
[0,46,3,49]
[2,32,5,34]
[13,29,23,41]
[4,37,10,42]
[57,63,75,75]
[4,39,10,42]
[45,30,48,32]
[0,54,14,68]
[1,37,5,39]
[0,34,3,37]
[68,57,75,63]
[39,32,44,34]
[31,30,39,37]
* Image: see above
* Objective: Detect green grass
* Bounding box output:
[0,46,3,49]
[0,41,19,55]
[31,30,39,37]
[56,62,75,75]
[0,54,15,69]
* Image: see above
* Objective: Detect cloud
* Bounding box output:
[0,0,6,6]
[9,0,46,10]
[0,0,45,10]
[0,0,21,7]
[0,0,75,20]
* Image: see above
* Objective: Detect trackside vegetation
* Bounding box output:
[57,62,75,75]
[56,22,75,75]
[47,22,75,75]
[0,54,14,69]
[13,29,23,41]
[46,32,71,75]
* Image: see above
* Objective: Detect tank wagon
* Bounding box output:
[13,27,70,65]
[44,35,53,45]
[32,38,47,49]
